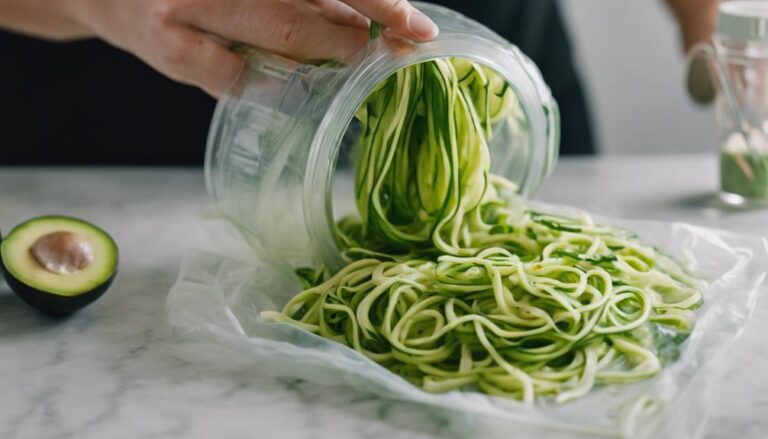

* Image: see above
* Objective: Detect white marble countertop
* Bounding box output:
[1,155,766,438]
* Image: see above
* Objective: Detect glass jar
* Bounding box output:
[711,1,768,206]
[205,2,560,271]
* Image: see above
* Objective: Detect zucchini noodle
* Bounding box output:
[262,58,702,403]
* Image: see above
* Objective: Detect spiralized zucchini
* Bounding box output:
[262,58,702,403]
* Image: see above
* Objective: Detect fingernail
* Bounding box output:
[408,10,438,40]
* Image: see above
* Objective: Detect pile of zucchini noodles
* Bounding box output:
[262,58,702,403]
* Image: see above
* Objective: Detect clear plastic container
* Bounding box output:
[709,1,768,206]
[205,2,560,271]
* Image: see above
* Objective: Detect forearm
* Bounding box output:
[0,0,91,41]
[666,0,720,52]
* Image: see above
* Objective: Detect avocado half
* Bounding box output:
[0,216,118,314]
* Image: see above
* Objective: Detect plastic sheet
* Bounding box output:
[167,205,768,438]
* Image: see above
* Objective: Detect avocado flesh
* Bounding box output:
[1,216,117,313]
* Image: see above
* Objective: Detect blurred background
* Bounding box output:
[562,0,716,155]
[0,0,717,164]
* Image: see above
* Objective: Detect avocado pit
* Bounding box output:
[30,231,94,275]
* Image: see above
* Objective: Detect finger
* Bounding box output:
[179,1,368,61]
[158,27,245,97]
[281,0,370,29]
[381,28,416,53]
[318,1,370,29]
[340,0,438,41]
[382,27,406,41]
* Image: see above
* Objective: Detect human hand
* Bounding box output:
[665,0,720,103]
[70,0,439,96]
[666,0,720,52]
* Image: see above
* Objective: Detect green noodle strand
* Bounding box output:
[262,58,702,403]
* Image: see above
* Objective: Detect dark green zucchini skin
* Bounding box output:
[0,232,117,315]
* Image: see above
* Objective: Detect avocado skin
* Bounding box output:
[0,254,116,314]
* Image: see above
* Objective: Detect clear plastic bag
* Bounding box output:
[167,205,768,438]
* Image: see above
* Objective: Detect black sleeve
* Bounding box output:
[434,0,596,155]
[0,31,215,165]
